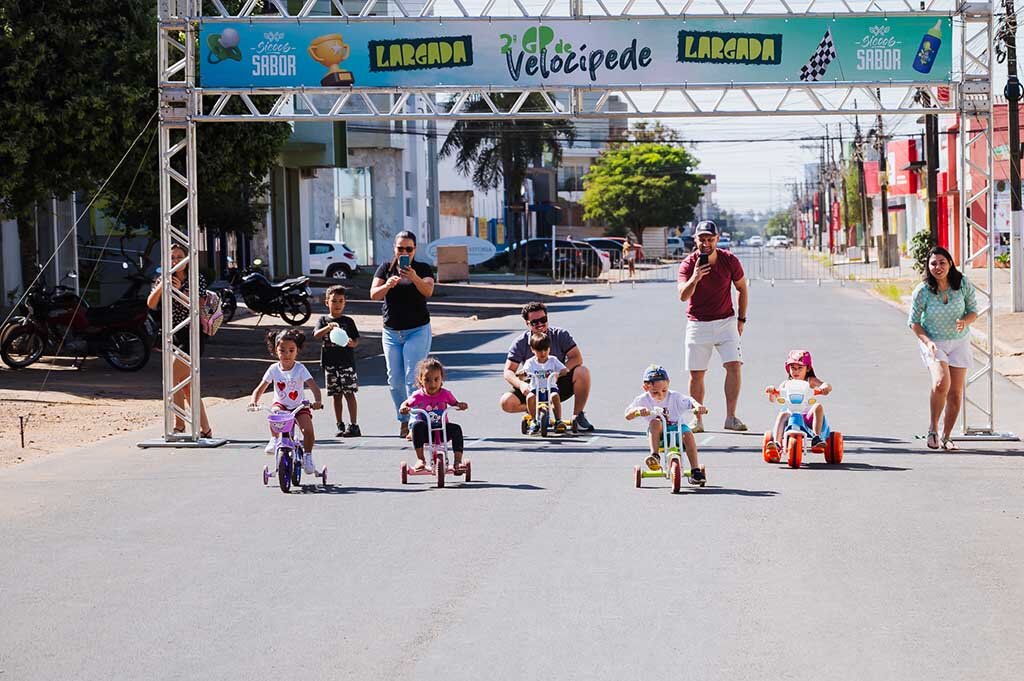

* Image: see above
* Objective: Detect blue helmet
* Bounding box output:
[643,364,669,383]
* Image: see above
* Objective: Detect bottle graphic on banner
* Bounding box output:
[912,21,942,74]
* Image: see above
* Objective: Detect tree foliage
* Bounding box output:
[627,121,681,143]
[764,210,794,238]
[581,143,703,238]
[440,94,575,242]
[0,1,290,272]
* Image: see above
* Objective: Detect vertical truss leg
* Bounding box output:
[956,5,1017,441]
[141,0,223,448]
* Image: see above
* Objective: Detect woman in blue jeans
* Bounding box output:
[371,231,435,437]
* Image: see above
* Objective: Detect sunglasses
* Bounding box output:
[528,316,548,327]
[395,246,415,253]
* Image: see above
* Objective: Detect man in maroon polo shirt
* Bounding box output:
[677,220,749,433]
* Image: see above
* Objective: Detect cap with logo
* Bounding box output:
[643,364,670,383]
[694,220,718,236]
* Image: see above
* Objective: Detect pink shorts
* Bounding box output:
[273,403,311,420]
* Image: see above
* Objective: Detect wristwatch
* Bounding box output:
[737,317,747,323]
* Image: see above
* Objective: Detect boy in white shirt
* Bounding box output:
[518,333,568,435]
[625,365,707,481]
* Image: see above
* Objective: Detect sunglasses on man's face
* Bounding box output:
[528,316,548,327]
[395,246,415,253]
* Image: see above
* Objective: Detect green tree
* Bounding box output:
[440,94,575,244]
[628,121,681,143]
[581,143,703,239]
[0,1,290,278]
[764,210,794,238]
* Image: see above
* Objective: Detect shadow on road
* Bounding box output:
[803,462,910,472]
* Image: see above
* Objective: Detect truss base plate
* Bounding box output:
[137,437,229,449]
[953,431,1020,442]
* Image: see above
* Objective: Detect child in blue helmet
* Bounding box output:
[625,364,707,481]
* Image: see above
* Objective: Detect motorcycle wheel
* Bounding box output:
[281,295,311,326]
[102,330,150,371]
[1,327,45,369]
[220,291,237,323]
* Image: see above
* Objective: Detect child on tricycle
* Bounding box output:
[763,349,843,467]
[625,365,707,485]
[518,332,569,436]
[399,357,468,472]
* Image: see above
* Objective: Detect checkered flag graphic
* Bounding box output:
[799,29,837,82]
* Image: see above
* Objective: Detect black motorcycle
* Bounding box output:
[1,282,152,371]
[238,271,312,326]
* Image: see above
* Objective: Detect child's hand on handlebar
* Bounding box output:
[456,401,469,410]
[693,405,709,416]
[399,405,410,414]
[312,401,323,410]
[634,407,650,417]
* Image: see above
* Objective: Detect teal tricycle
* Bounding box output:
[633,406,707,493]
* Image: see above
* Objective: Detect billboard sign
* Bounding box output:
[200,16,953,89]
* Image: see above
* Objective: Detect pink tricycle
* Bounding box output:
[400,407,471,488]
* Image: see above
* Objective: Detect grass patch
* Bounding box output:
[873,281,912,303]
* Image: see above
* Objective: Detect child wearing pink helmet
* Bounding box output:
[763,350,833,458]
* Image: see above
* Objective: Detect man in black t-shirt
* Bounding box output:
[500,301,595,431]
[312,285,361,437]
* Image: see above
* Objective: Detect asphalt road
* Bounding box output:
[2,279,1023,681]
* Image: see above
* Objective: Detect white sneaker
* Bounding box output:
[265,438,276,455]
[303,452,315,474]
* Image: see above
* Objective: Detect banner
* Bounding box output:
[200,16,952,89]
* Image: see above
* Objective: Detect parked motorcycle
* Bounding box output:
[238,268,312,326]
[1,280,152,371]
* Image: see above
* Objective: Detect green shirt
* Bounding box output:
[907,279,977,341]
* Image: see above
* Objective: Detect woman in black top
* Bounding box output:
[146,243,213,437]
[370,231,435,437]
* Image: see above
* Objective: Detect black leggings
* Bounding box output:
[411,421,464,452]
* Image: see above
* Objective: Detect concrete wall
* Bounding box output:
[349,147,404,265]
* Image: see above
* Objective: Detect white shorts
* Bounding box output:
[919,337,972,369]
[685,317,743,371]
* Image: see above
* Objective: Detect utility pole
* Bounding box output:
[839,124,852,254]
[854,116,871,263]
[873,107,892,266]
[1004,0,1024,311]
[918,89,941,239]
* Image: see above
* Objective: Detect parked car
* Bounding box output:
[602,236,645,262]
[584,238,625,268]
[309,240,360,279]
[666,236,690,257]
[503,238,608,278]
[717,234,733,250]
[767,235,792,249]
[745,235,764,247]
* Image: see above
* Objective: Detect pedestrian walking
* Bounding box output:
[622,235,637,278]
[908,247,978,451]
[312,284,361,438]
[370,231,435,438]
[676,220,749,432]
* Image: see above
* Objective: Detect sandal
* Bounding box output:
[412,461,427,472]
[942,437,960,451]
[200,430,213,438]
[926,431,939,450]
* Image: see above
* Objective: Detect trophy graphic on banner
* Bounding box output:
[309,34,355,86]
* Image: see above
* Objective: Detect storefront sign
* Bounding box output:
[200,16,952,88]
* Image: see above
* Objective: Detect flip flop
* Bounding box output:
[942,437,960,451]
[412,461,427,471]
[926,431,939,449]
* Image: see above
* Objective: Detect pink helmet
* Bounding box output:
[785,349,816,378]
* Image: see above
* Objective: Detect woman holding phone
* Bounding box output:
[370,231,436,437]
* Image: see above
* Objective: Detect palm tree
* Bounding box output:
[440,93,575,246]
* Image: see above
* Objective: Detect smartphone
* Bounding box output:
[398,254,411,269]
[698,252,710,268]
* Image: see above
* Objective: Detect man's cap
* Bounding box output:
[643,364,670,383]
[694,220,718,236]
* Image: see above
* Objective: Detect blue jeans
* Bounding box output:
[382,323,432,422]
